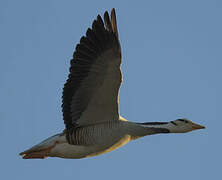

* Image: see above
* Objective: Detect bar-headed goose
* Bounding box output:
[20,8,205,159]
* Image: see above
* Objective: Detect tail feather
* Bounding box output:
[19,133,62,159]
[20,149,49,159]
[20,145,56,159]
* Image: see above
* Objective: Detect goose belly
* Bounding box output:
[50,134,131,159]
[87,134,131,158]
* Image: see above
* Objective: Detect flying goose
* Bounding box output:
[20,8,205,159]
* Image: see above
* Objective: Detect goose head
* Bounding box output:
[169,118,205,133]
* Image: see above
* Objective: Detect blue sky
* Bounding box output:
[0,0,221,179]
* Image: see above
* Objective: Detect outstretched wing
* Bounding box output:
[62,9,122,144]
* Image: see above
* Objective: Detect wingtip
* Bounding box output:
[104,11,109,18]
[111,8,116,13]
[110,8,119,39]
[111,8,116,16]
[104,10,112,32]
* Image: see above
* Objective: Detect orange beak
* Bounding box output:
[191,122,205,130]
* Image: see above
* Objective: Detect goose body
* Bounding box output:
[20,9,205,159]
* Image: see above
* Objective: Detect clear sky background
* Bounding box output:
[1,0,221,179]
